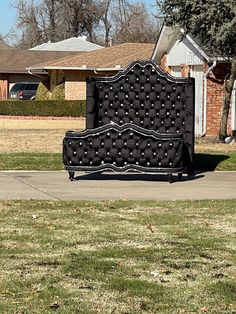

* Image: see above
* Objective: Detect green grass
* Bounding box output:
[0,152,236,171]
[0,153,63,170]
[0,200,235,313]
[195,152,236,171]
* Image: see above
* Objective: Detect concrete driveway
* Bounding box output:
[0,171,235,201]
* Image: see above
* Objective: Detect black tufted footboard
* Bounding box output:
[63,59,194,182]
[63,123,184,182]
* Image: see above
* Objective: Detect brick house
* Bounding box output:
[0,50,81,99]
[0,37,103,100]
[28,43,155,101]
[151,26,235,137]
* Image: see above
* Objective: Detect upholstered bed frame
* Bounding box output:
[63,60,195,182]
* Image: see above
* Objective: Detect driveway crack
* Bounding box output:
[5,172,62,201]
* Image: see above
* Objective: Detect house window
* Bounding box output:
[171,66,182,77]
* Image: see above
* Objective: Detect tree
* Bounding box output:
[13,0,99,48]
[112,1,158,44]
[157,0,236,141]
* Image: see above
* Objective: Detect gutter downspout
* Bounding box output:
[201,60,217,136]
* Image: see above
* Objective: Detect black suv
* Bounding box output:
[9,82,39,100]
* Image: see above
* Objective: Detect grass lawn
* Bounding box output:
[0,200,235,313]
[0,151,236,171]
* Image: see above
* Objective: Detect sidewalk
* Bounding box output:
[0,171,235,201]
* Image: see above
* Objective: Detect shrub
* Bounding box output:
[51,82,65,100]
[35,82,50,100]
[0,100,86,117]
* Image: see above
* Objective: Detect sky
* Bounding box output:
[0,0,157,37]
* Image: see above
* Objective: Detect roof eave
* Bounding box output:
[27,65,124,72]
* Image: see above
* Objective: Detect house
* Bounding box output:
[27,42,155,101]
[0,36,103,100]
[30,36,104,52]
[151,26,235,137]
[0,50,80,99]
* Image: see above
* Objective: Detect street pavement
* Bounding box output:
[0,170,235,201]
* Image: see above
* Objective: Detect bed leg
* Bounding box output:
[68,171,75,181]
[178,173,182,181]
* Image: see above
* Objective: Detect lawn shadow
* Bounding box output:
[195,153,229,171]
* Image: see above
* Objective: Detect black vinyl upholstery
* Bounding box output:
[63,60,195,179]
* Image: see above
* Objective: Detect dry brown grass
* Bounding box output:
[195,137,236,153]
[0,117,235,154]
[0,118,85,153]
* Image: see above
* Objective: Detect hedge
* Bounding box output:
[0,100,86,117]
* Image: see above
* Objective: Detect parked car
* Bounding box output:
[9,82,39,100]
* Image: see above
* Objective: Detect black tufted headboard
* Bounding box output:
[86,60,195,174]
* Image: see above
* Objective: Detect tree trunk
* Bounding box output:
[219,58,236,142]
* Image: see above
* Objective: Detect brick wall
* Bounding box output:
[0,79,8,99]
[64,70,118,100]
[206,63,231,136]
[160,53,168,72]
